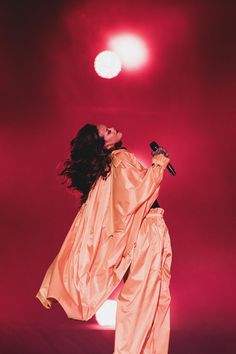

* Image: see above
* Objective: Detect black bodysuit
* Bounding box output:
[151,200,160,209]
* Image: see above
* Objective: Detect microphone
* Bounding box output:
[150,141,176,176]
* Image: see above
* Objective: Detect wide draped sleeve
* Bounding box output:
[111,149,170,216]
[35,148,170,322]
[104,149,170,261]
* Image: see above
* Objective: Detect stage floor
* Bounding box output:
[1,319,235,354]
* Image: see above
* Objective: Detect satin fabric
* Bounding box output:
[114,208,172,354]
[35,149,170,325]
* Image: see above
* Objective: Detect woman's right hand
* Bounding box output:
[151,146,169,158]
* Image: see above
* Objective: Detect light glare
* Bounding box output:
[95,300,117,327]
[108,34,149,70]
[94,50,122,79]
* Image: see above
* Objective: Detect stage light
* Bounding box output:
[95,300,117,327]
[94,50,122,79]
[108,33,149,70]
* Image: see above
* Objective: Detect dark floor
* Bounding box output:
[0,319,235,354]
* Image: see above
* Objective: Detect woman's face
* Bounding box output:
[97,124,123,149]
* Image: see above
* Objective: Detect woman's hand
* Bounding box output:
[151,147,169,158]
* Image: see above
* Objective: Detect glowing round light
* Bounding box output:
[94,51,122,79]
[108,34,149,70]
[95,300,117,327]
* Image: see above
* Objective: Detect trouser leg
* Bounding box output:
[141,222,172,354]
[113,209,172,354]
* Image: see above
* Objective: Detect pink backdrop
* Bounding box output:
[1,1,235,353]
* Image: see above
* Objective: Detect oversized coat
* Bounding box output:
[35,148,170,321]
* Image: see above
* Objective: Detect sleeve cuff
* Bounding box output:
[152,154,170,169]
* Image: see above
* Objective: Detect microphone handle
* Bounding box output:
[150,141,176,176]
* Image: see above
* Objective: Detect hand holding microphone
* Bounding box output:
[150,141,176,176]
[151,146,169,158]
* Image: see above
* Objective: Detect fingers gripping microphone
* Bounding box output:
[150,141,176,176]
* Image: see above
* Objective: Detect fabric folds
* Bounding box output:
[35,149,170,322]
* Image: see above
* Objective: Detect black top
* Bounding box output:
[151,200,160,208]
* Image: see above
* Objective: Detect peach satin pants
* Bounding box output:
[114,208,172,354]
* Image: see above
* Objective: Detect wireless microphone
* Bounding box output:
[150,141,176,176]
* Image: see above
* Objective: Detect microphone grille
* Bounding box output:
[150,141,159,151]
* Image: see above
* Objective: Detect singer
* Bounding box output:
[35,123,172,354]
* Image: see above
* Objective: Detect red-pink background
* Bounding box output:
[1,1,235,353]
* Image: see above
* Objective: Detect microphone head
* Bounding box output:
[150,141,159,151]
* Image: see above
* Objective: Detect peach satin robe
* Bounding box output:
[36,149,170,323]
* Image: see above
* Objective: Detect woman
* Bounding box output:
[36,123,172,354]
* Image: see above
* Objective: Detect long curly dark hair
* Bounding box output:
[58,124,125,204]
